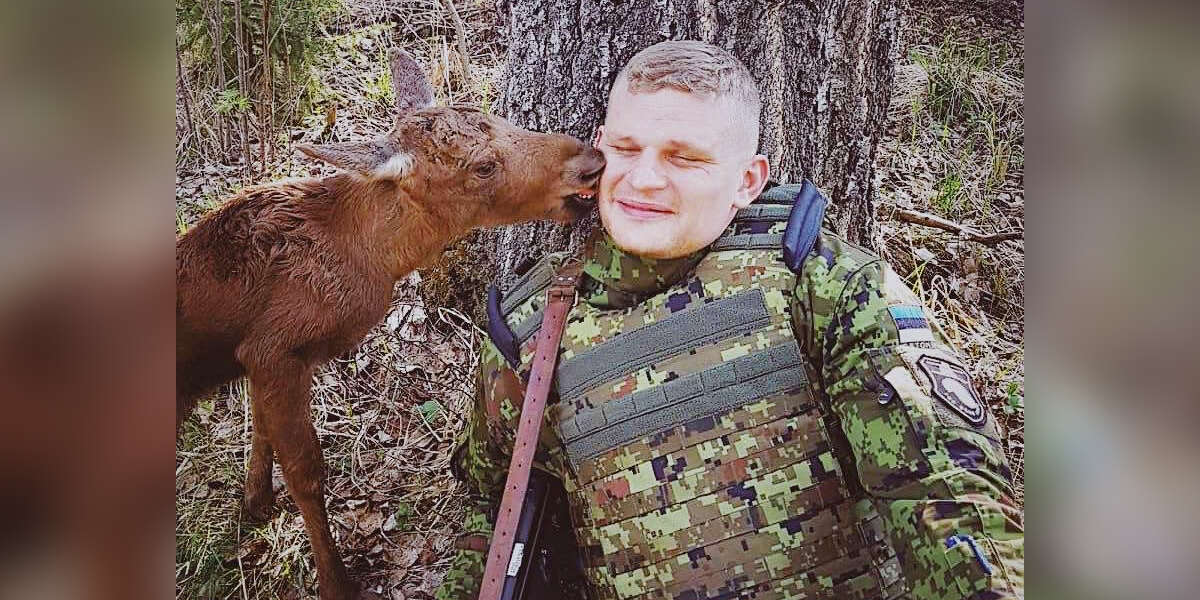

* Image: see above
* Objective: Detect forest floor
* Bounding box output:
[175,1,1023,598]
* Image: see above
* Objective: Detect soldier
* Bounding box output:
[436,41,1024,600]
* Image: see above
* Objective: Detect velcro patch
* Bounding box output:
[917,355,986,426]
[889,305,934,343]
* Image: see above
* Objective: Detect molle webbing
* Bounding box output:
[487,253,564,370]
[512,308,543,346]
[732,204,793,221]
[554,289,772,403]
[710,233,783,251]
[558,342,808,466]
[710,204,791,252]
[501,256,559,315]
[510,232,782,346]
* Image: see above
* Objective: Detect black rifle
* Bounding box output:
[498,469,589,600]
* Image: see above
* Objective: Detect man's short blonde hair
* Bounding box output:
[612,40,761,155]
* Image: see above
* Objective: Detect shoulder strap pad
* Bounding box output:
[487,284,522,370]
[781,179,829,273]
[486,252,565,371]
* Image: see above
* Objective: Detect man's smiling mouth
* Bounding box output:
[616,198,674,219]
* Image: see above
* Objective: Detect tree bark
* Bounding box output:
[428,0,901,317]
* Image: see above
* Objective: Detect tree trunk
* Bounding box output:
[427,0,901,318]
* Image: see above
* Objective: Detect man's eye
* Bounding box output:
[670,154,704,166]
[609,145,638,154]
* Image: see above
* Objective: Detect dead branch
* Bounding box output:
[893,208,1023,246]
[176,37,198,153]
[233,0,252,179]
[260,0,273,171]
[207,0,229,155]
[441,0,472,85]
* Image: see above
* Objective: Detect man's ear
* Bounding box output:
[733,154,770,209]
[295,140,414,180]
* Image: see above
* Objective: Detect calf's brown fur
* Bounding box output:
[176,49,602,600]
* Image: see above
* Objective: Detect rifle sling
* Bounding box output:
[477,260,581,600]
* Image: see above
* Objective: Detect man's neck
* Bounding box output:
[580,231,707,309]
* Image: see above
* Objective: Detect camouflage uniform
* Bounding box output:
[436,184,1024,600]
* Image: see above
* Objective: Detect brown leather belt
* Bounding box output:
[477,260,582,600]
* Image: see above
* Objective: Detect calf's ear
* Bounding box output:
[389,48,435,118]
[296,140,414,181]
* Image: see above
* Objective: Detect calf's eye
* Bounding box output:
[473,161,499,178]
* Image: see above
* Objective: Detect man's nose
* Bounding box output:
[628,154,667,191]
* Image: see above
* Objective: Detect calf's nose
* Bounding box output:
[564,144,605,186]
[579,148,605,179]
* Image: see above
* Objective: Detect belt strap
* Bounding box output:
[454,534,490,552]
[477,260,582,600]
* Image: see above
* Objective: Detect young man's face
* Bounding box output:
[595,84,768,259]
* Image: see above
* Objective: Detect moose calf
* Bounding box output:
[176,49,603,600]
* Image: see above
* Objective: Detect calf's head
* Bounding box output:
[298,49,604,228]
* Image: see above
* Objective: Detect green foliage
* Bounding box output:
[479,78,494,114]
[417,399,443,423]
[933,171,965,216]
[911,34,991,125]
[392,501,413,531]
[176,0,344,127]
[215,88,251,114]
[1003,381,1024,415]
[364,48,395,109]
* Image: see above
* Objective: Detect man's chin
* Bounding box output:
[605,225,691,259]
[601,206,693,258]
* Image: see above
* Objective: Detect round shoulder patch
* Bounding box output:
[917,355,987,426]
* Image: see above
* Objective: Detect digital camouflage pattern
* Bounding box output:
[436,191,1023,600]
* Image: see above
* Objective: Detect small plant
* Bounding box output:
[418,399,443,423]
[907,96,924,142]
[215,88,251,115]
[991,267,1011,301]
[392,501,414,531]
[1003,381,1024,415]
[977,112,1015,192]
[479,78,494,114]
[912,33,991,127]
[933,171,965,216]
[364,48,395,109]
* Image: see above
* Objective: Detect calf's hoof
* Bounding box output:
[240,493,275,523]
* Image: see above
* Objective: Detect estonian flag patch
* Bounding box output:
[888,305,934,343]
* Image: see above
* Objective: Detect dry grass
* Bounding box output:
[875,8,1025,500]
[176,1,1024,597]
[176,276,486,599]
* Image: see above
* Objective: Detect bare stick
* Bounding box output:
[176,37,198,158]
[208,0,229,156]
[441,0,472,86]
[260,0,273,172]
[233,0,252,179]
[893,208,1023,246]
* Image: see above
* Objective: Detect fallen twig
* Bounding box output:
[893,208,1023,245]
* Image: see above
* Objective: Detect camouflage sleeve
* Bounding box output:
[794,240,1024,599]
[435,339,524,600]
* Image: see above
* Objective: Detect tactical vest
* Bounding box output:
[488,182,906,600]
